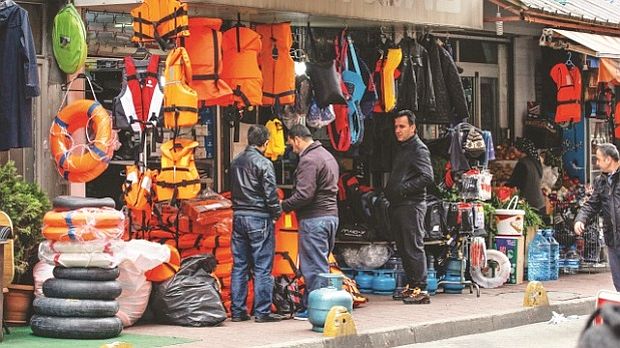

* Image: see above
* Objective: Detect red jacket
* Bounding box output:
[550,63,581,124]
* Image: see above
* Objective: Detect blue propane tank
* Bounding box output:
[442,258,465,294]
[308,273,354,332]
[372,270,396,295]
[355,270,374,294]
[426,255,438,295]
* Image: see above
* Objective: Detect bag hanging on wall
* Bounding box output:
[305,24,346,108]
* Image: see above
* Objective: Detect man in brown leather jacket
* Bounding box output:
[385,110,434,304]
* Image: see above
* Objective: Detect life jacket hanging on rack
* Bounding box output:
[182,17,234,107]
[123,165,157,212]
[163,47,198,129]
[131,0,189,45]
[155,138,201,202]
[221,25,263,108]
[256,22,295,107]
[550,63,582,124]
[113,55,164,133]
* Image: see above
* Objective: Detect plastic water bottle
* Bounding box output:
[565,246,581,275]
[528,230,551,281]
[545,229,560,280]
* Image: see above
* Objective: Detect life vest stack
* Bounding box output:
[221,25,263,108]
[183,17,234,107]
[131,0,190,45]
[163,47,199,129]
[256,22,295,107]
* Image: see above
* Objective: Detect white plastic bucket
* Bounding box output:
[495,196,525,236]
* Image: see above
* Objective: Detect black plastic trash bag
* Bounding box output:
[151,254,226,327]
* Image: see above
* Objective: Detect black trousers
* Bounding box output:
[390,203,428,290]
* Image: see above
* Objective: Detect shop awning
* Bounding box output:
[540,28,620,59]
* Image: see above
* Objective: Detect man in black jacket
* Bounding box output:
[385,110,434,304]
[230,125,283,323]
[575,143,620,291]
[282,124,339,320]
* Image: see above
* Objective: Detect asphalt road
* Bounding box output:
[398,315,588,348]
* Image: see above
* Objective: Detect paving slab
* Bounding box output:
[124,272,614,348]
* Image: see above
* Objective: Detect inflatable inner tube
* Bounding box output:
[52,195,116,210]
[53,266,120,281]
[31,315,122,339]
[43,278,122,300]
[33,297,119,317]
[470,249,511,289]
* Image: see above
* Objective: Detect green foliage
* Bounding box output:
[0,161,50,283]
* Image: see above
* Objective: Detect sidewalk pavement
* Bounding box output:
[124,272,614,348]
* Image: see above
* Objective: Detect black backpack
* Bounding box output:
[272,251,304,317]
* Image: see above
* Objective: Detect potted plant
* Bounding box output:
[0,161,50,324]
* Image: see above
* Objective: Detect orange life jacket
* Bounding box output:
[155,139,201,202]
[183,17,234,106]
[163,47,198,129]
[123,165,157,211]
[131,0,189,44]
[256,22,295,106]
[221,26,263,108]
[550,63,582,124]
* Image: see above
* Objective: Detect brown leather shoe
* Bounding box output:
[402,288,431,304]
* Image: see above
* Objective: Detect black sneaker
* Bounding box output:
[255,313,285,323]
[402,288,431,305]
[231,314,251,322]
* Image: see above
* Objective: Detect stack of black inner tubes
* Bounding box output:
[31,266,123,339]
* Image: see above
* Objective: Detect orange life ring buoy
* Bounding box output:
[145,244,180,282]
[50,100,114,183]
[43,208,124,228]
[42,226,123,242]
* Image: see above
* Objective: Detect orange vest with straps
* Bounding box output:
[123,165,157,211]
[155,139,201,202]
[550,63,582,124]
[183,17,233,107]
[163,47,198,129]
[256,22,295,106]
[131,0,189,44]
[221,26,263,108]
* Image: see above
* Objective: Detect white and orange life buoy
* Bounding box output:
[49,99,115,183]
[43,208,125,228]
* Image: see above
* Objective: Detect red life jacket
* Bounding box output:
[221,26,263,108]
[615,102,620,139]
[550,63,581,124]
[114,55,164,133]
[256,22,295,107]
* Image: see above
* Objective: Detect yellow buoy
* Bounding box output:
[523,281,549,307]
[323,306,357,338]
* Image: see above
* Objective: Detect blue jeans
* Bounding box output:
[298,216,339,307]
[607,246,620,292]
[231,214,275,318]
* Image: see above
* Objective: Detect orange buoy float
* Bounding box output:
[43,208,124,228]
[42,226,123,242]
[50,100,114,183]
[145,244,180,282]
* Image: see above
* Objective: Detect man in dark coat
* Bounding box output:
[506,138,545,215]
[0,0,40,151]
[575,143,620,291]
[230,125,283,323]
[385,110,434,304]
[282,124,339,320]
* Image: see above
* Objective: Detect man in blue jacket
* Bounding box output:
[230,125,283,323]
[282,125,339,320]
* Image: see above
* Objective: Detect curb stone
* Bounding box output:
[257,297,596,348]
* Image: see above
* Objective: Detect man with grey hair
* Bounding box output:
[230,125,283,322]
[575,143,620,291]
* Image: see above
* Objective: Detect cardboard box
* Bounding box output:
[495,236,525,285]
